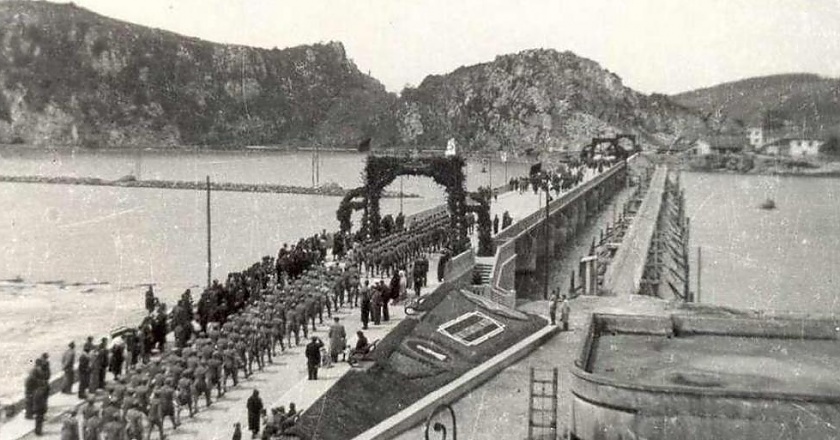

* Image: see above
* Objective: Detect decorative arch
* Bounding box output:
[336,154,494,256]
[580,134,639,162]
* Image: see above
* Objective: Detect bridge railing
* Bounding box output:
[486,161,627,304]
[601,165,667,295]
[492,162,626,246]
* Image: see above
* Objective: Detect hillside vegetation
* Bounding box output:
[381,49,711,152]
[672,73,840,134]
[0,1,395,148]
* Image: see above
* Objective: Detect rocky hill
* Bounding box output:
[380,49,711,152]
[672,73,840,135]
[0,1,396,148]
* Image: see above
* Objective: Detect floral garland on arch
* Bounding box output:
[335,154,488,256]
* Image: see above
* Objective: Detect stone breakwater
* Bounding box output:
[0,175,418,198]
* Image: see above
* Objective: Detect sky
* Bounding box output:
[50,0,840,95]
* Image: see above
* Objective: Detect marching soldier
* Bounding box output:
[176,371,194,422]
[146,391,165,440]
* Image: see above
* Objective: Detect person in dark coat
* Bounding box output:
[232,422,242,440]
[24,365,39,419]
[246,390,264,438]
[82,336,95,354]
[379,281,390,322]
[109,343,124,380]
[389,272,401,304]
[305,337,324,380]
[77,349,90,399]
[39,353,51,381]
[370,287,382,326]
[360,282,371,330]
[145,286,156,315]
[96,339,108,388]
[61,342,76,394]
[32,368,49,435]
[437,252,451,283]
[493,214,499,235]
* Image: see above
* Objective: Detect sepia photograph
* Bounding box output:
[0,0,838,439]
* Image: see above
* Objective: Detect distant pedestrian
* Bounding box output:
[145,286,156,315]
[110,342,125,380]
[305,337,324,380]
[77,348,91,399]
[39,353,51,381]
[437,252,450,283]
[493,214,499,235]
[328,317,346,363]
[549,290,559,326]
[232,423,242,440]
[360,282,371,330]
[24,364,39,419]
[61,342,76,394]
[32,367,49,435]
[246,390,264,438]
[560,296,570,331]
[370,287,382,326]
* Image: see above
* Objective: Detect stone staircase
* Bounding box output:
[473,257,495,285]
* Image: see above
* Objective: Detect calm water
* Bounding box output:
[4,149,837,315]
[0,149,529,291]
[683,172,840,315]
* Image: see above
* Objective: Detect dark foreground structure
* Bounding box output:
[572,313,840,440]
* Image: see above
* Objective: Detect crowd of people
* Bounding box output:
[24,213,450,440]
[22,159,620,439]
[507,158,620,198]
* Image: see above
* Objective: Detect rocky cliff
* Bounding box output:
[0,1,396,148]
[383,49,710,152]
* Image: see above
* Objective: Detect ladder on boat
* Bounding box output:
[527,367,558,439]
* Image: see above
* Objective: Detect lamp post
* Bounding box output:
[489,157,493,194]
[542,172,550,300]
[501,150,508,185]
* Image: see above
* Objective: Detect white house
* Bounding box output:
[789,138,823,157]
[761,138,823,157]
[691,139,711,156]
[747,127,764,149]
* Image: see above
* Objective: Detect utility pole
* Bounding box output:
[697,246,702,303]
[399,175,404,214]
[206,175,212,289]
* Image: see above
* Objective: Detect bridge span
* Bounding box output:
[468,160,630,306]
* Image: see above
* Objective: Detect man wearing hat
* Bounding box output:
[61,342,76,394]
[305,337,324,380]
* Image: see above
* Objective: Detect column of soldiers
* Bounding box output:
[52,230,366,440]
[355,211,450,278]
[508,159,608,196]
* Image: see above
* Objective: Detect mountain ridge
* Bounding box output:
[0,0,396,148]
[672,73,840,135]
[0,1,722,151]
[378,48,710,152]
